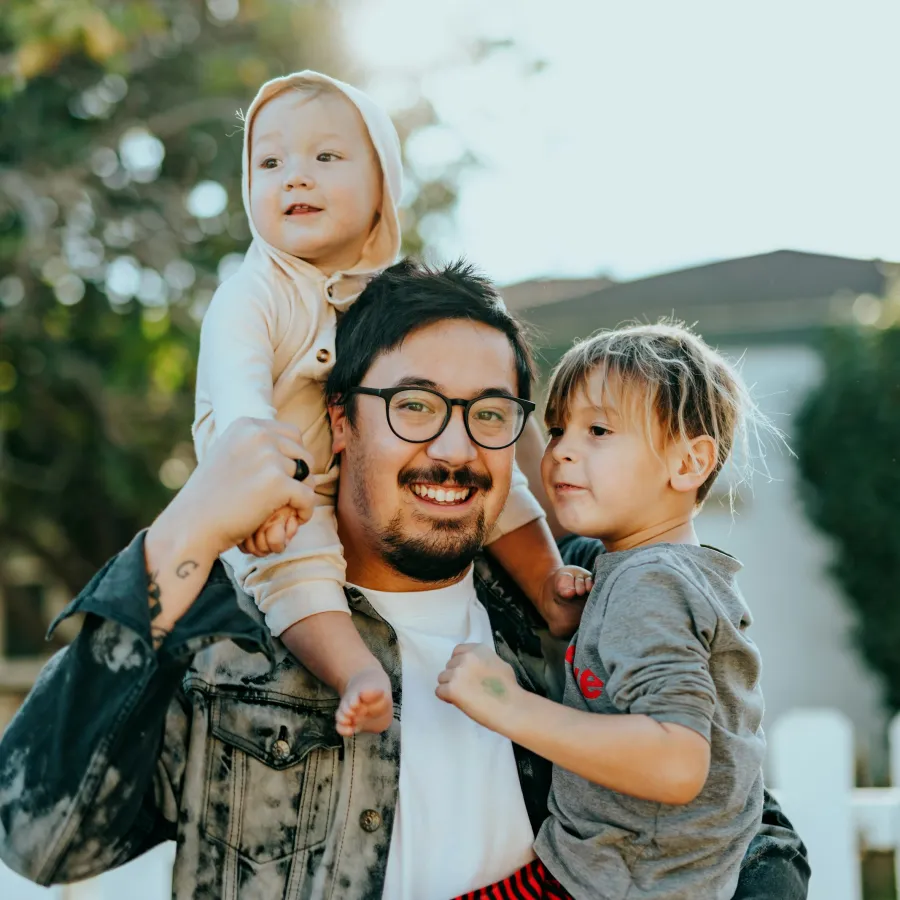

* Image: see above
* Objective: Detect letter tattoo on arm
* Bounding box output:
[176,560,198,579]
[147,559,200,650]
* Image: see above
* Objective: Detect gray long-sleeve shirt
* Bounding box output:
[535,543,766,900]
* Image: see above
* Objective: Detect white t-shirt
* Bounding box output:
[350,569,535,899]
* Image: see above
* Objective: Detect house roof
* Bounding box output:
[510,250,890,351]
[499,276,614,312]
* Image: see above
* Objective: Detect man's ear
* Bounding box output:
[668,434,717,494]
[328,403,348,454]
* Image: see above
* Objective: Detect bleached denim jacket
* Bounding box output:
[0,531,810,899]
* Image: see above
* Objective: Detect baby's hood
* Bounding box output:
[238,71,402,294]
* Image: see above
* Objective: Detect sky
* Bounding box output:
[343,0,900,286]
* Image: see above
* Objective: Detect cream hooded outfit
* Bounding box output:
[193,71,544,636]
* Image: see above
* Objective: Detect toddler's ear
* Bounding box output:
[669,435,717,494]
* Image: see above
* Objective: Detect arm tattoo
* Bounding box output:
[148,570,163,620]
[150,625,170,651]
[176,560,199,579]
[147,560,199,650]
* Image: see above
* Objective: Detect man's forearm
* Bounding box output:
[487,517,563,612]
[502,690,710,804]
[143,503,220,647]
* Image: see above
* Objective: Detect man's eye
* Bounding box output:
[398,401,432,414]
[590,425,610,437]
[474,409,505,423]
[317,152,340,162]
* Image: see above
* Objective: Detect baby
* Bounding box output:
[193,71,587,736]
[439,322,776,899]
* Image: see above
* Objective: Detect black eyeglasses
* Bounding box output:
[344,386,535,450]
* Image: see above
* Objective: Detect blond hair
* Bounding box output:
[544,320,785,507]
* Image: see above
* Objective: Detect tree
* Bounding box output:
[794,276,900,711]
[0,0,464,653]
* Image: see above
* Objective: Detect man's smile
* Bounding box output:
[409,483,476,507]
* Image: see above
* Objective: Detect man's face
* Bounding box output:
[331,319,519,586]
[249,90,382,274]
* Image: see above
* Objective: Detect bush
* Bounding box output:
[794,324,900,710]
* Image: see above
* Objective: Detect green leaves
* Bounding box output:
[795,324,900,710]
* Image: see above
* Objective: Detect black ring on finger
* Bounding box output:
[294,459,309,481]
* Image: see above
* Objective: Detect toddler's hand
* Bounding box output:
[238,505,301,557]
[540,565,594,638]
[436,643,521,733]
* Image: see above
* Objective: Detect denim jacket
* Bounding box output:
[0,531,810,899]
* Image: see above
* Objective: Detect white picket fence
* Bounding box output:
[1,707,899,899]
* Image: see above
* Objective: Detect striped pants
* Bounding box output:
[453,858,575,900]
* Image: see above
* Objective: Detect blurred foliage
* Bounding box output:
[0,0,467,629]
[795,274,900,711]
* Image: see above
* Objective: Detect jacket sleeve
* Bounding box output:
[0,531,271,886]
[732,789,811,899]
[485,458,546,544]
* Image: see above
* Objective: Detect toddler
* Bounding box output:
[194,71,586,737]
[439,322,777,899]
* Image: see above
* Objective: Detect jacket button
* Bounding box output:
[272,739,291,760]
[359,809,381,832]
[316,348,330,364]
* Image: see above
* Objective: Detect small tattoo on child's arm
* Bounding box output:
[482,677,507,700]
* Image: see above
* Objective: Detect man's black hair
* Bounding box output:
[326,258,535,420]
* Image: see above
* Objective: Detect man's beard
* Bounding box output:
[380,507,490,583]
[357,461,494,584]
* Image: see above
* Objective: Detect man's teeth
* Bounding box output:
[411,484,472,503]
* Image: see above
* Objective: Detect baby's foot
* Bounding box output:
[335,666,394,737]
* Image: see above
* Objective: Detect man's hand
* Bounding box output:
[539,564,593,638]
[173,418,315,559]
[144,419,316,642]
[435,643,524,735]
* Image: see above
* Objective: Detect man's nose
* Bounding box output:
[427,408,478,467]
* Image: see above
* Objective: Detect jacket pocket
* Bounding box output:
[202,693,342,864]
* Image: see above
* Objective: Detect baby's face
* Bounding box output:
[249,89,382,274]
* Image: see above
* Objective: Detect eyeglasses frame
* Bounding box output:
[342,386,535,450]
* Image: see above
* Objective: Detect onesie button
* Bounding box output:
[359,809,381,832]
[316,348,330,364]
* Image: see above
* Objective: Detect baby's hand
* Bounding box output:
[238,505,301,557]
[436,643,521,732]
[540,565,594,639]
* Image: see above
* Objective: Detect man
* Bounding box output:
[0,261,809,899]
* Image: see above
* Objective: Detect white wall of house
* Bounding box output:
[696,343,888,780]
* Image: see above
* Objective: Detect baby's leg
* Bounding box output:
[281,613,393,736]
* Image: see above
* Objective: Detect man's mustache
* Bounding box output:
[398,464,492,493]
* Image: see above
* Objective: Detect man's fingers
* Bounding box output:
[274,437,313,474]
[283,479,316,522]
[450,642,479,658]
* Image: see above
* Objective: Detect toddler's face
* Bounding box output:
[249,89,382,274]
[541,372,674,546]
